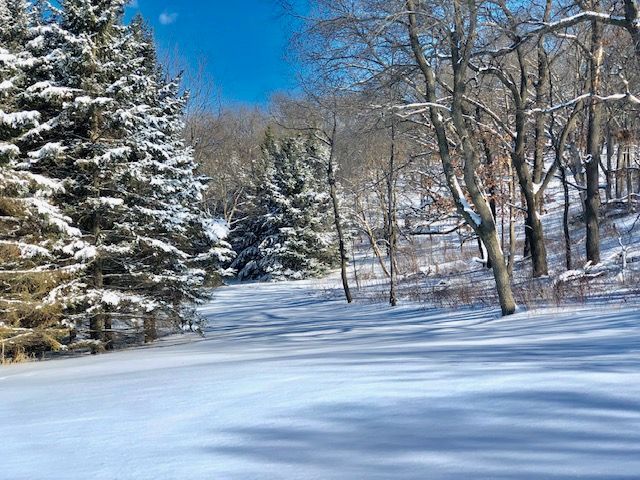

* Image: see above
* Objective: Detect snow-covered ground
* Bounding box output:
[2,281,640,479]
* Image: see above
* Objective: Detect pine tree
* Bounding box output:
[39,2,233,345]
[0,0,80,358]
[1,1,233,355]
[232,133,335,281]
[101,18,233,340]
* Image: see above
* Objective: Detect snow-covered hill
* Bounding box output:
[2,281,640,479]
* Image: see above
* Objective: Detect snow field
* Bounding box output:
[1,280,640,479]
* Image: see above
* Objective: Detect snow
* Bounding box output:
[202,217,229,242]
[101,290,123,307]
[27,142,65,160]
[452,176,482,227]
[1,280,639,479]
[0,109,40,128]
[0,142,19,157]
[0,79,13,92]
[73,245,97,260]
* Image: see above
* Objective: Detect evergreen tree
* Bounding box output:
[232,133,335,281]
[42,1,233,345]
[0,0,232,356]
[0,0,80,357]
[103,18,233,340]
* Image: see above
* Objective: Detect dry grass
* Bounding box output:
[0,327,70,364]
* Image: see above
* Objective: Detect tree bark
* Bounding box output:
[561,165,573,270]
[585,17,604,264]
[406,0,516,315]
[327,121,352,303]
[90,215,107,347]
[512,107,549,277]
[605,125,614,202]
[624,0,640,58]
[387,121,398,307]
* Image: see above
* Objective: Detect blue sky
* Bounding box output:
[125,0,307,106]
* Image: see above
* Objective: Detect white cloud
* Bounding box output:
[159,11,178,25]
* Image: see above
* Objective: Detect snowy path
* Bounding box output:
[2,282,640,480]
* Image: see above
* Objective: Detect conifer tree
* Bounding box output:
[0,0,233,355]
[232,133,335,280]
[42,1,233,345]
[0,0,80,357]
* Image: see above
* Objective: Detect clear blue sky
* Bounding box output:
[125,0,307,106]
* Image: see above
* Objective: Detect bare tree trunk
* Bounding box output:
[624,0,640,58]
[585,16,604,264]
[388,121,398,307]
[616,144,624,199]
[351,237,360,290]
[357,200,391,278]
[406,0,516,315]
[626,146,634,209]
[513,108,549,277]
[533,1,552,186]
[561,165,573,270]
[605,125,614,202]
[327,121,352,303]
[508,162,517,277]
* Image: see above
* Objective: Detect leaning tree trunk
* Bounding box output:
[406,0,516,315]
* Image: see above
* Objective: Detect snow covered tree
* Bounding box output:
[232,132,336,280]
[103,18,233,340]
[3,1,234,353]
[28,3,233,346]
[0,0,81,358]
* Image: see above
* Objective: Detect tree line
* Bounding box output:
[194,0,640,314]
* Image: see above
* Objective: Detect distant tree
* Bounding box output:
[232,132,336,280]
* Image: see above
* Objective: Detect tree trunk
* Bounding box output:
[388,121,398,307]
[616,143,624,199]
[482,225,517,316]
[624,0,640,58]
[626,146,634,209]
[585,17,604,264]
[512,109,549,277]
[605,126,614,202]
[508,162,517,277]
[406,0,516,315]
[327,123,352,304]
[561,165,573,270]
[144,316,157,343]
[90,215,106,346]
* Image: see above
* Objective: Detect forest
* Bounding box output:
[2,1,640,478]
[1,0,639,357]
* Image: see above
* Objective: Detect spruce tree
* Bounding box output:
[232,133,335,280]
[43,2,233,345]
[1,0,233,355]
[0,0,80,357]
